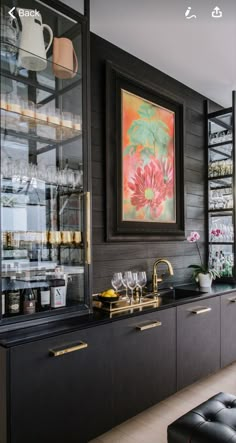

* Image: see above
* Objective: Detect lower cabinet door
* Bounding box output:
[112,308,176,426]
[10,324,113,443]
[221,292,236,368]
[177,297,220,390]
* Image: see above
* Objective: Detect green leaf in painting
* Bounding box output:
[123,145,136,156]
[157,127,170,146]
[140,147,154,165]
[128,120,154,146]
[148,120,170,156]
[138,102,156,119]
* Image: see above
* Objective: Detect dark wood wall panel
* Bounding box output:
[90,33,221,293]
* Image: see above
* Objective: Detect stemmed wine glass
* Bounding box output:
[137,271,147,302]
[122,272,130,299]
[126,272,137,304]
[111,272,123,295]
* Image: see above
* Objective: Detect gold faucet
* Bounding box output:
[152,259,174,296]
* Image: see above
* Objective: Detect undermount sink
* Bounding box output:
[174,287,206,299]
[145,288,175,299]
[145,287,206,301]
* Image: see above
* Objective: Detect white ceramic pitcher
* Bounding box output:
[17,9,53,71]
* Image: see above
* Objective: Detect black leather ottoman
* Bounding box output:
[168,392,236,443]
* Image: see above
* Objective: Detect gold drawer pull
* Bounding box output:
[190,307,212,315]
[136,321,162,331]
[228,297,236,303]
[49,342,88,357]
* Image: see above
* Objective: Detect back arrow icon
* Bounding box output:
[9,7,16,19]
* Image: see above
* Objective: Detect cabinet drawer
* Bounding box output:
[221,292,236,368]
[113,309,169,337]
[10,323,113,443]
[177,297,220,389]
[112,308,176,425]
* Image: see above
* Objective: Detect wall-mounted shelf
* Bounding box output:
[206,92,236,281]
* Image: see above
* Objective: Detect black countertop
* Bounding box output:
[0,283,236,348]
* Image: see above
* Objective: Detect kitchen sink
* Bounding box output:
[145,288,175,299]
[145,286,207,301]
[174,287,206,299]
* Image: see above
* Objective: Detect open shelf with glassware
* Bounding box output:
[206,92,236,281]
[0,0,91,327]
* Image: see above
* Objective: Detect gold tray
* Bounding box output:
[93,296,161,313]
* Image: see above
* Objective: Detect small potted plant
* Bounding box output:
[187,231,220,288]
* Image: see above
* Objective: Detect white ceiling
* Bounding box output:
[67,0,236,107]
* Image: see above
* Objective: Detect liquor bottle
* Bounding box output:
[50,278,66,308]
[39,286,50,310]
[22,284,36,315]
[6,276,21,315]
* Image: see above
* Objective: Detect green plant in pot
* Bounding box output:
[187,231,220,287]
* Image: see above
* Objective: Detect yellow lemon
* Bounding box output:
[106,289,115,295]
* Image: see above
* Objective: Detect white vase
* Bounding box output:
[198,273,212,288]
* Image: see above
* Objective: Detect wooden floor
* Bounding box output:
[90,362,236,443]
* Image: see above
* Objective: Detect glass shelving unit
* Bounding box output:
[0,0,91,328]
[206,92,236,281]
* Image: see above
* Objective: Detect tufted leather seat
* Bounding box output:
[168,392,236,443]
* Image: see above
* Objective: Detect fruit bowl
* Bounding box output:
[98,294,119,303]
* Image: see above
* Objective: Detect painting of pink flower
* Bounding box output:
[128,161,168,219]
[122,89,175,222]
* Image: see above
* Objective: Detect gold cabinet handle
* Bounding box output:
[136,321,162,331]
[228,297,236,303]
[85,191,91,265]
[190,307,212,315]
[49,342,88,357]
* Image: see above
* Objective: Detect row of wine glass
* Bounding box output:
[111,271,147,304]
[209,130,232,145]
[1,159,83,188]
[209,188,233,210]
[208,160,233,177]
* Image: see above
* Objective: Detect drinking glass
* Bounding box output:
[126,272,136,304]
[62,111,73,128]
[122,271,129,299]
[111,272,123,295]
[36,104,48,122]
[73,114,82,131]
[137,271,147,302]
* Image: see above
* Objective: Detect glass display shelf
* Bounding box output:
[1,108,82,146]
[0,0,91,325]
[209,244,234,278]
[206,95,235,281]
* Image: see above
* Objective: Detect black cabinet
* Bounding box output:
[2,291,236,443]
[112,308,176,425]
[177,297,220,390]
[9,323,113,443]
[221,292,236,368]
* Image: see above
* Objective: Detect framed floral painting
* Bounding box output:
[106,61,185,241]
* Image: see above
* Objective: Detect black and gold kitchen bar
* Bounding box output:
[0,0,92,331]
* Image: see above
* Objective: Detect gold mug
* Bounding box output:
[48,231,61,245]
[61,231,73,244]
[74,231,82,244]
